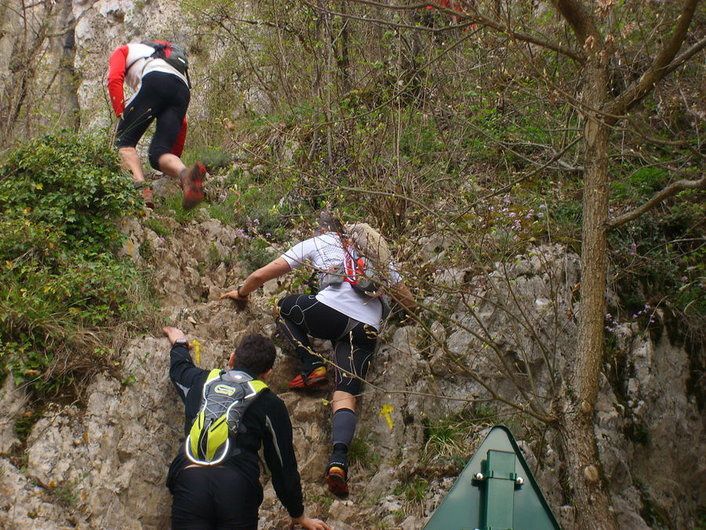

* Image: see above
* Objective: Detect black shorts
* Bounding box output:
[115,71,189,169]
[278,294,378,395]
[170,466,262,530]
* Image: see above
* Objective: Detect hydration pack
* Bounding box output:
[185,369,267,466]
[142,39,189,76]
[319,253,382,297]
[318,222,394,318]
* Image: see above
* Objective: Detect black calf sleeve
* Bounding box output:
[331,408,357,448]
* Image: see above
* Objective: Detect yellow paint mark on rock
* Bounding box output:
[379,403,394,431]
[191,339,201,365]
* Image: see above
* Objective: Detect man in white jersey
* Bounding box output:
[107,40,204,209]
[221,211,415,498]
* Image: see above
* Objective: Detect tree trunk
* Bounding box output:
[559,55,618,530]
[58,3,80,132]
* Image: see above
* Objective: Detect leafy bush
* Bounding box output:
[0,131,147,397]
[0,132,139,252]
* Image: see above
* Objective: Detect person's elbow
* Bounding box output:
[251,258,291,284]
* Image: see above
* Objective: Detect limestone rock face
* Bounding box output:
[0,458,88,529]
[0,378,27,455]
[1,209,703,530]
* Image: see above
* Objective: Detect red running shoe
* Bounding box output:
[326,465,349,498]
[142,186,155,209]
[181,162,206,209]
[288,366,328,390]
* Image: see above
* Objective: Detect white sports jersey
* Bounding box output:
[124,43,188,92]
[281,233,402,330]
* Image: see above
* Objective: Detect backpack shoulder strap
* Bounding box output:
[202,368,223,396]
[249,379,268,393]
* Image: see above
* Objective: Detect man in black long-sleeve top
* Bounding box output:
[163,326,331,530]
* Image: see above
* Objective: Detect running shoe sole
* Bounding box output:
[326,467,349,498]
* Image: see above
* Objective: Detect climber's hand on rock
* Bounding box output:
[220,289,248,311]
[163,326,187,346]
[220,290,241,300]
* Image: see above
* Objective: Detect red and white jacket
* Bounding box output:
[107,41,188,155]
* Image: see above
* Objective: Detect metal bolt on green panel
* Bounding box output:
[424,425,561,530]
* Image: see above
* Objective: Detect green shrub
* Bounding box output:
[0,131,139,252]
[395,476,429,504]
[0,131,148,398]
[239,238,277,270]
[158,193,201,224]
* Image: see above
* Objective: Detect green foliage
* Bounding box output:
[52,480,79,507]
[183,145,233,172]
[206,163,311,242]
[14,409,39,442]
[158,193,200,224]
[395,476,429,504]
[348,433,382,469]
[423,407,495,465]
[0,132,139,252]
[0,132,149,398]
[609,193,705,326]
[399,110,444,166]
[143,218,172,237]
[238,238,276,270]
[612,167,669,201]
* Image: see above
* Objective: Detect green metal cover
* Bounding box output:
[424,425,561,530]
[481,450,516,529]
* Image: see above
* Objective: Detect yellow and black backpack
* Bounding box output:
[185,369,268,465]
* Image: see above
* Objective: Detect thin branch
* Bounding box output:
[608,175,705,229]
[313,0,584,61]
[609,0,701,117]
[661,34,706,78]
[300,0,476,33]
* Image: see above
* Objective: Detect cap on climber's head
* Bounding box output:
[317,209,344,234]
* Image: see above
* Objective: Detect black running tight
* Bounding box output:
[277,294,378,395]
[115,71,190,170]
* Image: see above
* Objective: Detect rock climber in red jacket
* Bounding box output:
[107,40,205,209]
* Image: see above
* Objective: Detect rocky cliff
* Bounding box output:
[0,2,704,529]
[1,172,703,529]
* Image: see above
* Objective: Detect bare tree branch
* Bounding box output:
[327,0,585,61]
[609,0,701,117]
[608,175,705,229]
[300,0,476,33]
[661,34,706,77]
